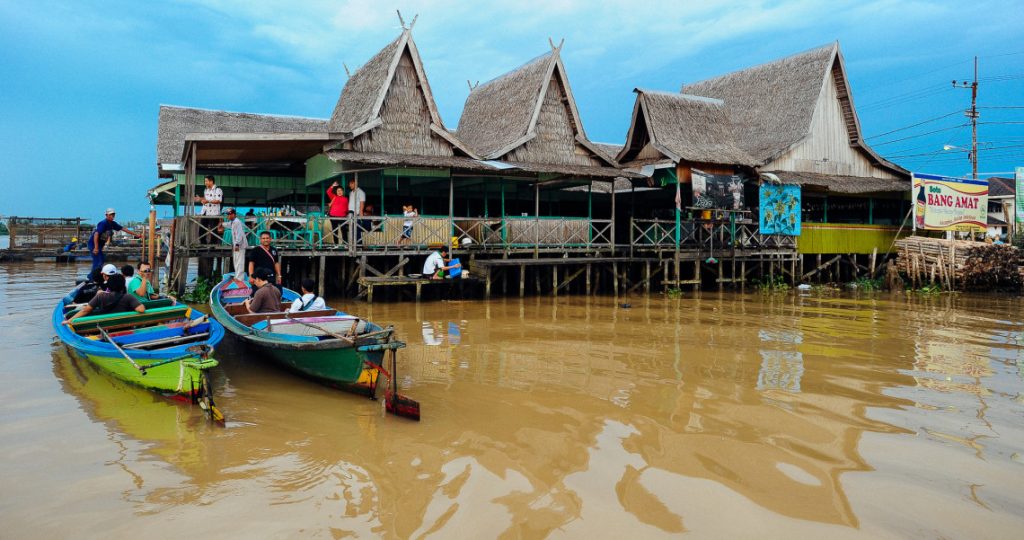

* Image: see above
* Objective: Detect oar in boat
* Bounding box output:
[284,314,420,420]
[98,327,148,374]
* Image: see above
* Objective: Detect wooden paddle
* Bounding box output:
[285,314,420,420]
[99,327,147,374]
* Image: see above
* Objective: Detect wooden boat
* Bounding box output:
[53,283,225,419]
[209,275,399,389]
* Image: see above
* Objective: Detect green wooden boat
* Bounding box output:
[209,275,396,390]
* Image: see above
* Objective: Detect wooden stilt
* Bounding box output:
[519,264,526,297]
[613,261,619,296]
[318,256,326,298]
[644,261,651,294]
[552,266,558,297]
[586,263,592,295]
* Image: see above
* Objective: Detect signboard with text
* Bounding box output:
[912,173,987,232]
[1016,166,1024,224]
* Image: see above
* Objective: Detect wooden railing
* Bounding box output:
[629,218,797,250]
[174,215,616,253]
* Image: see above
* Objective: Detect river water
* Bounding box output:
[1,260,1023,538]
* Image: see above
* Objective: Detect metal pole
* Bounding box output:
[972,56,978,180]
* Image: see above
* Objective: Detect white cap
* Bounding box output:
[101,264,118,276]
[105,208,116,215]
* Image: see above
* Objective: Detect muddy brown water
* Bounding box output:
[1,261,1023,538]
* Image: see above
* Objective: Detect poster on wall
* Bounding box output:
[759,184,801,236]
[912,173,987,232]
[692,169,744,210]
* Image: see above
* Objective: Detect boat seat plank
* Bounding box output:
[233,309,337,327]
[122,332,211,350]
[113,322,211,346]
[70,306,191,332]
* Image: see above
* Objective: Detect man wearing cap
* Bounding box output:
[88,209,141,273]
[224,208,248,279]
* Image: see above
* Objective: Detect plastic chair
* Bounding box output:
[303,213,324,248]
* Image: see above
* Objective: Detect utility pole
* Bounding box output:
[953,56,979,179]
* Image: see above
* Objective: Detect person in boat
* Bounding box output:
[88,208,142,273]
[423,245,460,280]
[288,279,327,313]
[247,231,282,288]
[121,264,134,279]
[224,208,248,279]
[244,267,282,314]
[128,260,159,300]
[64,275,145,325]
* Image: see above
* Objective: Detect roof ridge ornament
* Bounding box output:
[396,10,418,31]
[547,37,564,52]
[343,63,351,79]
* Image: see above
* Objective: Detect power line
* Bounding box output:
[872,123,970,146]
[863,109,963,140]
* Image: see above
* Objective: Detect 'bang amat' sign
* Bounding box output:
[912,173,987,232]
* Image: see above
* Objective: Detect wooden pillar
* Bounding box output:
[610,181,617,252]
[613,261,619,296]
[448,173,455,243]
[586,263,592,295]
[318,255,326,298]
[485,268,492,299]
[741,260,746,290]
[519,264,526,297]
[534,180,540,258]
[693,259,699,291]
[534,266,541,295]
[718,259,724,291]
[644,261,651,294]
[552,266,558,297]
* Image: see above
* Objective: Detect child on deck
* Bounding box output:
[399,204,417,246]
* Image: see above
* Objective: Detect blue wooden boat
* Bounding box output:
[53,282,226,419]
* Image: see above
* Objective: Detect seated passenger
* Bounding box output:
[64,275,145,325]
[288,279,327,313]
[244,267,282,314]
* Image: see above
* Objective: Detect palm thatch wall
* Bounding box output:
[505,78,604,167]
[352,51,454,157]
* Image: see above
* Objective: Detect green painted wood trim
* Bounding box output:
[174,173,305,190]
[383,167,451,178]
[305,154,344,186]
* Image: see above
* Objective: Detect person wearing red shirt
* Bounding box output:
[326,181,349,244]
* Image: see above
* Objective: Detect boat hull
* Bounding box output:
[210,275,388,387]
[53,287,224,399]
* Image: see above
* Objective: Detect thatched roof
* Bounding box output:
[456,45,616,172]
[681,43,905,176]
[157,105,327,169]
[767,171,909,194]
[617,89,756,166]
[327,30,477,158]
[326,149,494,172]
[592,143,623,164]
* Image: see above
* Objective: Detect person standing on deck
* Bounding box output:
[247,231,282,287]
[88,209,141,273]
[326,181,349,244]
[193,175,223,244]
[224,208,248,278]
[348,178,366,245]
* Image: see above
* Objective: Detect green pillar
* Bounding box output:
[173,182,180,217]
[868,197,874,225]
[500,179,507,244]
[823,196,829,223]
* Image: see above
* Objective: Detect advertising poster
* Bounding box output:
[692,169,745,210]
[1015,166,1024,224]
[912,173,987,232]
[759,184,801,236]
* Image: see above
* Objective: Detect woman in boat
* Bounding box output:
[63,275,145,325]
[243,267,282,314]
[287,279,327,313]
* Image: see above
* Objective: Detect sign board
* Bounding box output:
[1016,166,1024,224]
[912,173,987,232]
[759,184,801,236]
[692,169,744,210]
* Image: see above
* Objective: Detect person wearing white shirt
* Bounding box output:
[288,279,327,312]
[423,246,460,279]
[225,208,248,278]
[348,178,367,245]
[194,175,223,244]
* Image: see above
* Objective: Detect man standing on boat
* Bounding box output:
[247,231,282,287]
[224,208,248,279]
[88,209,141,273]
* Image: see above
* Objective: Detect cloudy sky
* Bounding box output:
[1,0,1022,219]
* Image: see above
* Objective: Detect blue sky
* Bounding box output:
[1,0,1022,220]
